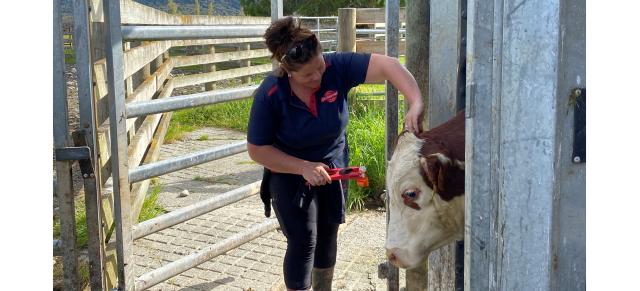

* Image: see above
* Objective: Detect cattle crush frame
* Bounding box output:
[380,0,586,290]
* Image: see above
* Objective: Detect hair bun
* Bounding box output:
[264,17,300,58]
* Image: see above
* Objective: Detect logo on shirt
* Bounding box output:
[321,90,338,103]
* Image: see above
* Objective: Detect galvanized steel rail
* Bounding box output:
[126,85,258,118]
[132,181,262,240]
[134,219,280,290]
[128,141,248,183]
[122,25,269,41]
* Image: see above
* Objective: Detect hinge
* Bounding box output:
[571,87,586,163]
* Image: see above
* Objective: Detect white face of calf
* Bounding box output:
[385,133,465,269]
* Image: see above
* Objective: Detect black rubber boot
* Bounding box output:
[311,267,334,291]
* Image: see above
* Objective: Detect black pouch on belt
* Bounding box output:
[295,181,314,211]
[260,168,272,217]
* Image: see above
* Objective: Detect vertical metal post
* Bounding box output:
[550,0,586,289]
[385,1,400,291]
[73,0,106,289]
[104,0,135,289]
[271,0,283,21]
[426,0,464,289]
[464,0,496,289]
[54,1,79,290]
[271,0,283,70]
[405,0,430,120]
[317,18,321,44]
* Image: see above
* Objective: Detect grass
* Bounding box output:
[165,98,253,142]
[138,181,166,222]
[198,135,209,141]
[345,90,406,211]
[64,48,75,65]
[53,197,88,248]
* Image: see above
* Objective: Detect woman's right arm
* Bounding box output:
[248,143,331,186]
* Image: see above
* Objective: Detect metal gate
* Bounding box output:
[53,0,286,290]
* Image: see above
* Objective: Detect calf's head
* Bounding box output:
[385,131,465,269]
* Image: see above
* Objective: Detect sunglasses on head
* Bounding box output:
[280,35,317,63]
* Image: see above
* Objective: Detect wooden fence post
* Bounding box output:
[338,8,356,52]
[205,45,216,91]
[241,44,251,84]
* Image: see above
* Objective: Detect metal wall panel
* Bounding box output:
[465,0,585,289]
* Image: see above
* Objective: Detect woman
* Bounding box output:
[247,17,424,291]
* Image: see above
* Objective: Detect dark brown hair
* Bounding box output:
[264,16,322,75]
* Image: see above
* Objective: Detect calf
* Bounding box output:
[385,111,465,269]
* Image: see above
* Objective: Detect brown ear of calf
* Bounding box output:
[420,152,450,194]
[419,152,464,201]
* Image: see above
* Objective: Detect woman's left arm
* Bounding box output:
[364,54,425,133]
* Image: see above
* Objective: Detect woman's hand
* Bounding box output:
[405,99,424,133]
[301,162,332,186]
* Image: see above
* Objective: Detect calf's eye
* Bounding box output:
[401,189,421,210]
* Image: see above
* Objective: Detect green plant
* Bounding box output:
[53,199,88,248]
[198,134,209,141]
[138,184,166,222]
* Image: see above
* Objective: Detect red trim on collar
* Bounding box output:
[308,90,318,117]
[267,85,278,97]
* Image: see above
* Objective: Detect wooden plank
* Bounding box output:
[103,237,118,291]
[131,110,173,222]
[96,71,173,239]
[356,8,406,24]
[172,48,270,68]
[127,59,173,104]
[127,80,174,168]
[172,63,272,88]
[356,40,406,55]
[180,15,271,25]
[123,41,171,79]
[170,37,264,47]
[91,0,270,25]
[96,57,173,126]
[55,161,80,290]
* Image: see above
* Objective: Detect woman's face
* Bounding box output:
[289,54,326,90]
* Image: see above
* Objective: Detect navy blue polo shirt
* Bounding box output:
[247,52,371,167]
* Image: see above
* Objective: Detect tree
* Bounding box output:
[167,0,178,14]
[195,0,201,15]
[208,1,214,16]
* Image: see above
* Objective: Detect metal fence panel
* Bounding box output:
[104,0,135,288]
[384,2,401,290]
[464,0,497,289]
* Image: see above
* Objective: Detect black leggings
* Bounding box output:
[269,173,340,290]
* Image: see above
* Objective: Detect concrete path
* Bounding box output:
[132,127,406,290]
